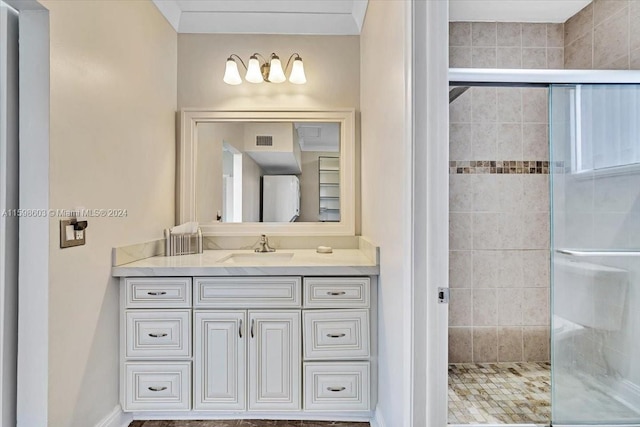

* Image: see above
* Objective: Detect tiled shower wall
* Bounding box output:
[564,0,640,69]
[448,22,556,363]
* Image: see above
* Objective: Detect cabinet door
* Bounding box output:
[194,311,246,410]
[248,310,301,411]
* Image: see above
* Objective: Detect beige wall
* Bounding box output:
[178,34,360,110]
[42,1,177,425]
[360,0,409,424]
[242,152,262,222]
[564,0,640,69]
[197,123,245,222]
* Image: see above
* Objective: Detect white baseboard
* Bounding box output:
[95,405,132,427]
[370,409,386,427]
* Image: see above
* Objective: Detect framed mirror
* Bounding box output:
[178,109,356,236]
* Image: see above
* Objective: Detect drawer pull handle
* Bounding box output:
[147,291,166,296]
[148,333,168,338]
[327,333,346,338]
[327,386,346,392]
[239,319,243,338]
[327,291,346,296]
[148,386,167,392]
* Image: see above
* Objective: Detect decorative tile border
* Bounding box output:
[450,160,551,174]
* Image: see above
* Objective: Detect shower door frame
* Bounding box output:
[442,68,640,427]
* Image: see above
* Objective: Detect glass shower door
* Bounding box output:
[550,84,640,425]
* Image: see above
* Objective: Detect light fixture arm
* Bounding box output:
[284,53,302,72]
[253,53,269,64]
[228,54,247,70]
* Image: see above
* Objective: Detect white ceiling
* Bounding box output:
[295,123,339,153]
[450,0,592,23]
[152,0,369,35]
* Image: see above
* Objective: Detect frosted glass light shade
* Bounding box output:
[245,57,264,83]
[289,58,306,84]
[223,59,242,85]
[268,57,286,83]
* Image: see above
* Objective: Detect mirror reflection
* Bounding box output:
[196,121,341,224]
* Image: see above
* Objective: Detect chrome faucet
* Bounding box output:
[255,234,276,253]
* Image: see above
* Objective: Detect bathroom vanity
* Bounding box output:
[112,246,379,421]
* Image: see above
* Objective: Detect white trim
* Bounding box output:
[15,7,49,427]
[450,68,640,85]
[95,406,132,427]
[150,0,180,32]
[413,0,450,426]
[449,424,547,427]
[131,411,372,421]
[0,3,19,426]
[150,0,368,35]
[352,0,368,32]
[370,408,386,427]
[178,109,357,236]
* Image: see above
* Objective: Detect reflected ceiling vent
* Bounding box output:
[297,126,321,138]
[256,135,273,146]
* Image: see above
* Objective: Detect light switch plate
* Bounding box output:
[60,219,85,248]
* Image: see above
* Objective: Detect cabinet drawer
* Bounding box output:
[194,277,301,308]
[123,362,191,411]
[303,309,370,360]
[125,310,191,359]
[125,277,192,308]
[304,362,370,411]
[304,277,370,308]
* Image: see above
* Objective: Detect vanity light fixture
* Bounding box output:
[223,53,307,85]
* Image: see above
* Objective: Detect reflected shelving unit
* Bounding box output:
[318,156,340,222]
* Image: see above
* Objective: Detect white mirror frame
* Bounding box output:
[178,108,356,236]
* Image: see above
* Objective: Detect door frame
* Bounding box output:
[411,0,450,426]
[4,1,50,426]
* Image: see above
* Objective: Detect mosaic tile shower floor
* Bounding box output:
[448,362,551,424]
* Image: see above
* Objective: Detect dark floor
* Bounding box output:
[129,421,369,427]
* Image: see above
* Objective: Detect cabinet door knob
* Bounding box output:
[327,386,346,392]
[148,386,167,392]
[327,291,346,296]
[327,333,346,338]
[148,333,168,338]
[239,319,243,338]
[147,291,166,296]
[250,319,255,338]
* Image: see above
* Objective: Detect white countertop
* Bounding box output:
[112,249,379,277]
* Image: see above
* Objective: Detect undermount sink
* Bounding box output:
[217,252,295,264]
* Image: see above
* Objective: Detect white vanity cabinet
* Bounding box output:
[194,310,246,410]
[120,277,193,412]
[120,274,376,420]
[193,310,301,411]
[301,277,372,412]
